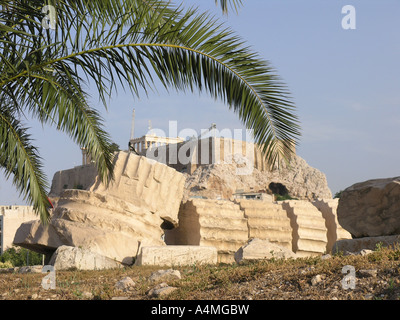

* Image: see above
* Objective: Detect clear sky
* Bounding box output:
[1,0,399,205]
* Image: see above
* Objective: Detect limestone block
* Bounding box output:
[332,235,400,254]
[281,200,328,257]
[312,199,352,253]
[49,245,122,270]
[165,199,248,263]
[237,200,292,250]
[135,246,218,266]
[337,177,400,238]
[234,238,297,264]
[14,152,185,264]
[15,190,165,265]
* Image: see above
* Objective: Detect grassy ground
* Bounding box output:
[1,246,400,301]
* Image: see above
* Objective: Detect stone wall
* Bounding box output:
[0,206,38,253]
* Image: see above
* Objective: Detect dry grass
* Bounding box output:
[1,246,400,301]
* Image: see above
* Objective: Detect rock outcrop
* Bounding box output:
[183,153,332,202]
[14,151,186,265]
[337,177,400,238]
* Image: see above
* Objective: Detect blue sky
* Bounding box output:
[1,0,399,204]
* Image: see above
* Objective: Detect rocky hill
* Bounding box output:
[183,153,332,201]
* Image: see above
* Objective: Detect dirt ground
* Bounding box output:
[1,246,400,301]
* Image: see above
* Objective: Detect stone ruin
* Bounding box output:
[13,151,352,268]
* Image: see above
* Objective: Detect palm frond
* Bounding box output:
[0,0,301,225]
[0,108,51,223]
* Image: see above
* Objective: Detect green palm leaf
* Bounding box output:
[0,0,301,224]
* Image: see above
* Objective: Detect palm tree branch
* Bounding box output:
[0,109,51,223]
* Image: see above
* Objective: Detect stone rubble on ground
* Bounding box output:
[147,282,178,298]
[149,269,181,283]
[115,277,136,292]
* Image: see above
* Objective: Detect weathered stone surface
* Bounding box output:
[184,152,332,202]
[51,151,186,224]
[14,151,185,264]
[165,199,248,263]
[234,238,296,264]
[49,245,122,270]
[337,177,400,238]
[281,200,328,257]
[237,200,292,250]
[135,245,218,266]
[312,199,352,253]
[332,235,400,254]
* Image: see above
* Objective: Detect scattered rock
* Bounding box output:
[149,269,181,283]
[18,265,43,274]
[358,269,378,278]
[359,249,374,256]
[321,254,332,260]
[115,277,136,292]
[148,282,178,298]
[311,274,325,286]
[111,296,130,300]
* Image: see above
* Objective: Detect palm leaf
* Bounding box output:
[0,0,301,224]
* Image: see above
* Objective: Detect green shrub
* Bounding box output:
[275,194,298,201]
[0,246,43,267]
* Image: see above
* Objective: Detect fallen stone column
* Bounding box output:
[165,199,248,263]
[14,151,186,265]
[312,198,352,253]
[281,200,328,257]
[237,199,292,250]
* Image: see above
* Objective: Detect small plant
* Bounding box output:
[275,194,298,201]
[375,242,384,252]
